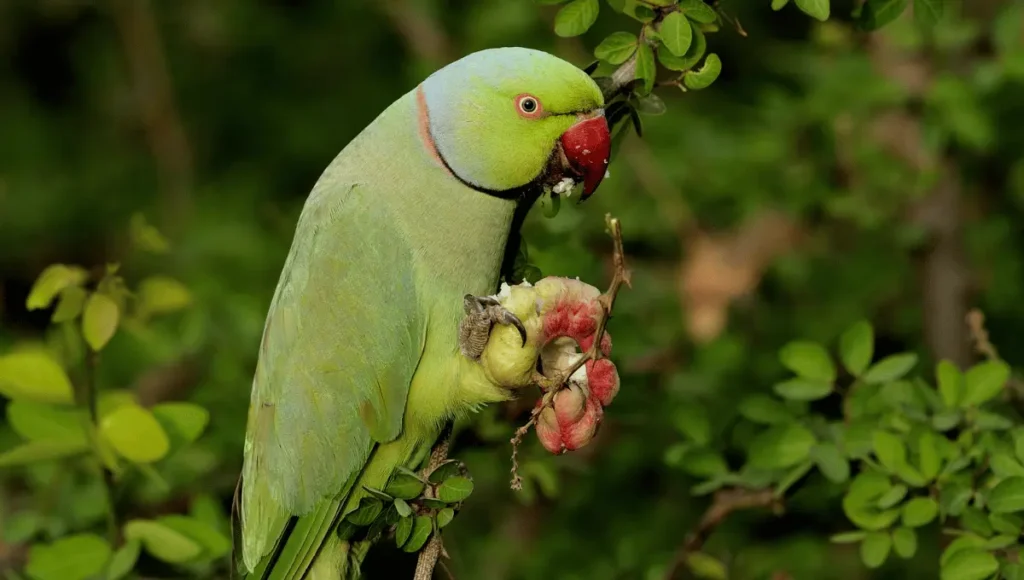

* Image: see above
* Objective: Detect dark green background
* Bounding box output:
[2,0,1023,578]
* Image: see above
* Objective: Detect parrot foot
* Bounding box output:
[458,294,527,360]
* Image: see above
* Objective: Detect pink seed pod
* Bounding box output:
[586,359,620,406]
[554,384,588,426]
[536,406,563,454]
[562,396,603,451]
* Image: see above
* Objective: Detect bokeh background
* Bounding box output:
[2,0,1023,578]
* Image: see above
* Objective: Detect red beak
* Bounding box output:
[559,113,611,200]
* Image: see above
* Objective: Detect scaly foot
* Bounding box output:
[458,294,527,360]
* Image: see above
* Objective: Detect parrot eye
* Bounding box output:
[515,94,543,118]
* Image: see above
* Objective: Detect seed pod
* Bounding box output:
[562,397,603,451]
[554,384,587,426]
[586,359,620,406]
[536,406,563,454]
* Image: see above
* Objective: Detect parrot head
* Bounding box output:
[419,47,610,201]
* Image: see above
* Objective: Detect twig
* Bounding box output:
[663,488,780,580]
[82,350,118,543]
[108,0,194,231]
[414,424,455,580]
[509,215,632,489]
[966,308,1024,403]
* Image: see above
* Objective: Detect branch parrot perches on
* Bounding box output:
[236,48,612,579]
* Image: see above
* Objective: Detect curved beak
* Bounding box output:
[559,112,611,200]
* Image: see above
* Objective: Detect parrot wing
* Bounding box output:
[239,182,426,577]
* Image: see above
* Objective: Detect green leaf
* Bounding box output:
[438,476,474,503]
[682,53,721,90]
[634,42,656,94]
[124,519,202,564]
[876,484,908,509]
[914,0,943,27]
[988,476,1024,513]
[990,453,1024,478]
[52,286,87,323]
[773,378,833,401]
[0,439,89,467]
[347,498,384,526]
[401,516,433,553]
[594,32,637,64]
[960,507,993,537]
[771,0,790,9]
[635,93,666,116]
[839,321,874,376]
[100,404,171,464]
[394,516,413,548]
[25,533,111,580]
[895,464,928,488]
[1014,429,1024,464]
[82,293,120,352]
[129,213,170,254]
[940,536,987,567]
[830,531,867,544]
[659,12,693,57]
[748,423,816,470]
[858,0,909,31]
[775,460,813,496]
[779,341,836,382]
[673,403,711,445]
[158,515,230,560]
[137,276,192,317]
[0,350,74,405]
[25,265,88,311]
[554,0,599,37]
[436,508,454,529]
[658,24,705,71]
[386,472,426,500]
[685,552,727,580]
[916,430,941,481]
[863,353,918,384]
[940,549,999,580]
[737,394,792,425]
[974,410,1013,430]
[105,539,140,580]
[988,512,1023,536]
[795,0,830,21]
[681,449,728,477]
[860,531,891,569]
[811,443,849,483]
[873,430,907,472]
[892,527,917,559]
[1004,563,1024,580]
[151,402,209,448]
[937,360,964,408]
[427,460,462,485]
[678,0,717,23]
[962,360,1010,407]
[394,498,413,518]
[902,497,939,527]
[7,401,85,442]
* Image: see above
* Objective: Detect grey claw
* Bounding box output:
[500,310,528,347]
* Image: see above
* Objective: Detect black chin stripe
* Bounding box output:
[431,140,528,201]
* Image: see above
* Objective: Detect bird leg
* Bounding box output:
[458,294,527,360]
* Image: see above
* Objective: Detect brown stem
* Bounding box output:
[109,0,194,231]
[414,424,455,580]
[663,488,780,580]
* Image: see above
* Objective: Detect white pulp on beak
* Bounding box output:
[552,177,577,197]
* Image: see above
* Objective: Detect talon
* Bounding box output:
[500,309,528,347]
[459,293,529,360]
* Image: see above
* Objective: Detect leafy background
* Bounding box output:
[2,0,1024,579]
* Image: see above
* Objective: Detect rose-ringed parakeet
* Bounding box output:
[236,47,611,579]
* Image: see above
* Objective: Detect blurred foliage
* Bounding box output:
[2,0,1024,579]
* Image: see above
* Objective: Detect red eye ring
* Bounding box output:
[515,94,543,118]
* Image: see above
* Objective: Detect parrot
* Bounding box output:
[235,47,612,580]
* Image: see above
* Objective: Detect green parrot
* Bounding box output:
[236,47,611,579]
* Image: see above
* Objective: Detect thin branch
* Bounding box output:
[663,488,781,580]
[510,215,632,489]
[82,350,118,543]
[108,0,194,231]
[414,424,455,580]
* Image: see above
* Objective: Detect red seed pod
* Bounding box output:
[536,406,563,454]
[554,384,587,426]
[561,396,603,451]
[586,359,620,406]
